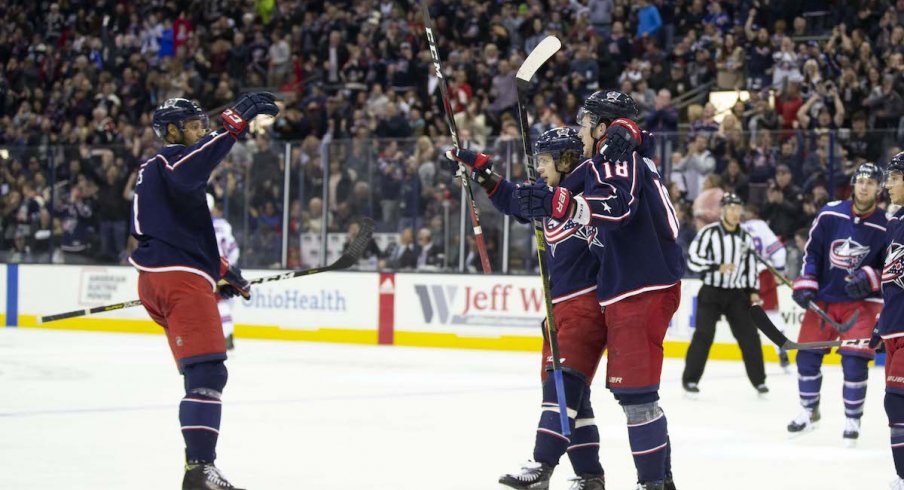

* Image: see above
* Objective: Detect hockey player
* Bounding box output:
[877,152,904,489]
[741,205,791,370]
[790,162,887,445]
[514,91,683,490]
[131,94,278,490]
[208,193,240,351]
[446,128,606,490]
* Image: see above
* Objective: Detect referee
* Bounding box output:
[682,193,768,396]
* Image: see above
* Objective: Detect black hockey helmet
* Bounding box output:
[850,162,883,185]
[720,192,744,207]
[534,127,583,159]
[152,98,209,139]
[577,90,639,128]
[887,151,904,178]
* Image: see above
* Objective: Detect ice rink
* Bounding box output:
[0,328,893,489]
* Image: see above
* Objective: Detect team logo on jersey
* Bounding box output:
[545,218,603,257]
[829,238,870,272]
[883,243,904,289]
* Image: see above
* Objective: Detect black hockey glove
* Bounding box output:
[600,118,641,163]
[515,184,573,221]
[791,275,817,309]
[844,266,879,299]
[218,264,251,300]
[221,92,279,137]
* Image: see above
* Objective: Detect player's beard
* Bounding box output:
[853,194,876,214]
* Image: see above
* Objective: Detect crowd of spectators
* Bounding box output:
[1,0,903,273]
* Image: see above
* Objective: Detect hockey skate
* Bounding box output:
[636,482,665,490]
[225,334,235,351]
[498,461,553,490]
[890,477,904,489]
[843,417,861,447]
[682,382,700,399]
[182,462,244,490]
[778,349,791,372]
[665,477,677,490]
[756,384,769,398]
[787,406,820,435]
[567,474,605,490]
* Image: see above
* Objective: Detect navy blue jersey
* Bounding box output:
[129,130,237,288]
[799,200,887,304]
[561,151,685,306]
[879,208,904,337]
[489,178,599,302]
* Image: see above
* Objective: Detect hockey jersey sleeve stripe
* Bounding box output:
[794,278,819,290]
[864,221,887,232]
[166,131,232,171]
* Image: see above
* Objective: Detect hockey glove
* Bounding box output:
[844,266,879,299]
[221,92,279,137]
[218,264,251,300]
[600,118,641,163]
[791,274,818,309]
[515,184,573,221]
[869,322,884,352]
[443,148,494,183]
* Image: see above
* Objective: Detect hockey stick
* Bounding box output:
[750,305,871,351]
[39,219,375,324]
[514,36,571,436]
[750,251,859,332]
[421,1,492,274]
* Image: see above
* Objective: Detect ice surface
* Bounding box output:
[0,329,892,489]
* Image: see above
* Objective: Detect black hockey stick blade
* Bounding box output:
[835,308,860,333]
[750,305,792,349]
[750,305,872,351]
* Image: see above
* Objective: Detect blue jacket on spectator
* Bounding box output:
[637,5,662,37]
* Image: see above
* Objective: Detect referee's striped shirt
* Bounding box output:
[688,221,760,291]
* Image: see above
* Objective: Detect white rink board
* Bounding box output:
[14,265,379,331]
[394,272,807,343]
[18,264,148,320]
[393,273,547,336]
[234,270,378,330]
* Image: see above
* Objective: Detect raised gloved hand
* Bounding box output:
[221,92,279,137]
[792,274,818,309]
[845,266,879,299]
[515,184,573,221]
[443,148,494,182]
[600,118,641,163]
[218,263,251,300]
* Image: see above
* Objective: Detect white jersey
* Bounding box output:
[741,219,786,272]
[213,216,240,264]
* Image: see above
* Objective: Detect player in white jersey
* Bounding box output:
[741,207,790,369]
[208,193,240,350]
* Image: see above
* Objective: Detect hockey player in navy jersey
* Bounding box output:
[876,152,904,489]
[131,94,278,490]
[514,91,683,490]
[789,162,887,445]
[446,128,606,489]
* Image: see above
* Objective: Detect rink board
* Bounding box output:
[0,264,820,363]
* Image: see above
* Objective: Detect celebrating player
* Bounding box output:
[876,152,904,489]
[789,162,887,445]
[514,91,683,490]
[446,128,608,489]
[130,94,278,489]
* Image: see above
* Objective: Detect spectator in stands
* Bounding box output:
[415,227,443,270]
[763,164,803,240]
[386,226,418,270]
[674,134,716,200]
